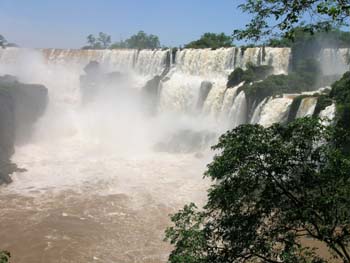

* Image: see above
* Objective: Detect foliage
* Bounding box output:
[165,203,208,263]
[123,31,160,49]
[227,62,273,88]
[234,58,320,110]
[0,251,10,263]
[185,33,234,49]
[264,26,350,76]
[233,0,350,41]
[83,32,111,49]
[287,95,308,122]
[330,71,350,105]
[83,31,161,50]
[166,118,350,263]
[313,95,333,117]
[267,27,350,49]
[0,35,17,48]
[109,41,127,49]
[329,72,350,150]
[0,35,7,48]
[241,73,310,105]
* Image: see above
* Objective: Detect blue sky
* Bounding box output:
[0,0,250,48]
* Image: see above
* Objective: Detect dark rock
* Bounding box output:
[0,75,48,185]
[80,61,124,104]
[83,61,101,75]
[141,75,162,115]
[196,81,212,110]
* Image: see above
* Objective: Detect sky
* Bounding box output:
[0,0,250,49]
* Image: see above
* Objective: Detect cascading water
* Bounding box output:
[158,47,291,125]
[250,97,268,124]
[228,91,248,127]
[320,48,350,76]
[0,46,332,263]
[257,96,293,127]
[295,97,318,118]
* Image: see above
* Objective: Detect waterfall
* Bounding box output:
[320,48,350,76]
[228,91,247,127]
[296,97,317,118]
[258,96,293,127]
[319,104,336,125]
[250,98,268,124]
[158,47,290,118]
[220,83,243,117]
[0,46,341,262]
[202,81,227,116]
[0,46,303,129]
[158,72,203,113]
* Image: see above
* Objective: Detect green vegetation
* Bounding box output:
[0,34,17,48]
[0,35,6,48]
[228,58,320,111]
[233,0,350,41]
[83,32,112,49]
[227,62,273,88]
[166,2,350,263]
[0,251,10,263]
[266,27,350,72]
[313,94,333,117]
[267,28,350,48]
[330,71,350,133]
[122,30,160,49]
[287,95,308,122]
[166,118,350,263]
[184,33,234,49]
[83,31,160,50]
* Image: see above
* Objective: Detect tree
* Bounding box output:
[86,34,96,46]
[110,40,127,49]
[0,35,7,48]
[0,251,10,263]
[97,32,111,49]
[234,0,350,41]
[124,31,160,49]
[83,32,111,49]
[166,118,350,263]
[185,33,234,49]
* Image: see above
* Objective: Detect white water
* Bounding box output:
[0,46,330,262]
[320,48,350,76]
[250,98,268,124]
[296,97,318,118]
[229,91,248,127]
[319,104,336,125]
[258,96,293,127]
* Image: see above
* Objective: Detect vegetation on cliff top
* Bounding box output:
[0,34,17,48]
[329,71,350,153]
[227,57,321,112]
[82,31,160,50]
[184,32,234,49]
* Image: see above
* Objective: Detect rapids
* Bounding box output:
[0,46,338,262]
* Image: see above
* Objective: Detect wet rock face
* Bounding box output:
[141,75,162,115]
[80,61,124,104]
[0,75,48,185]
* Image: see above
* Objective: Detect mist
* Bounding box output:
[0,45,347,262]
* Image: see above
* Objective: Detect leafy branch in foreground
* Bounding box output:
[0,251,10,263]
[166,118,350,263]
[234,0,350,41]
